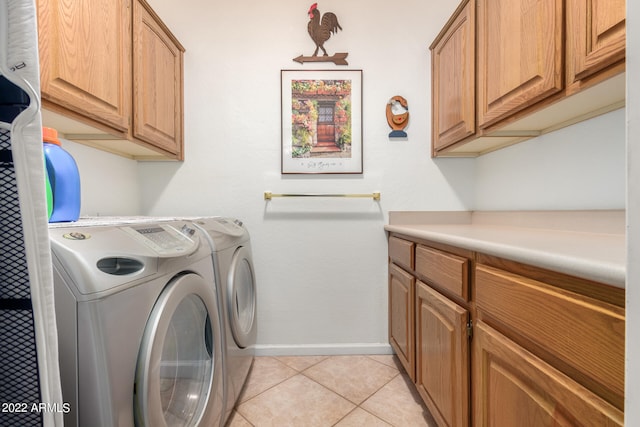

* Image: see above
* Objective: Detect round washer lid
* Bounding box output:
[134,273,223,426]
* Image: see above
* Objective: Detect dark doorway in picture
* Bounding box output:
[313,102,340,154]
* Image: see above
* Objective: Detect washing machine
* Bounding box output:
[50,219,225,427]
[192,217,257,424]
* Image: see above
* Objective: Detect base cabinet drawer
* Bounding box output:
[416,244,469,300]
[475,264,625,408]
[389,236,415,271]
[473,321,623,427]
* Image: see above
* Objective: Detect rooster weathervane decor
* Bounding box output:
[293,3,349,66]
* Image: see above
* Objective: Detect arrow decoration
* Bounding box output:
[293,52,349,66]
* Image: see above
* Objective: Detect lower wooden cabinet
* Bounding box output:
[388,237,472,426]
[387,233,625,426]
[416,281,469,427]
[475,263,625,407]
[389,262,415,380]
[473,321,623,426]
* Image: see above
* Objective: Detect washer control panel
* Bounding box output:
[122,223,198,256]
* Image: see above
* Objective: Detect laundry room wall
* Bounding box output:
[133,0,476,354]
[69,0,626,354]
[61,138,142,216]
[473,108,625,210]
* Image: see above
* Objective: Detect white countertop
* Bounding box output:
[385,210,626,289]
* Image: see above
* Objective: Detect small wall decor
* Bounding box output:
[293,3,349,66]
[386,96,409,138]
[281,69,363,174]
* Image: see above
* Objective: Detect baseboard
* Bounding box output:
[254,343,394,357]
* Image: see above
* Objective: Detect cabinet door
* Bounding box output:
[430,0,475,153]
[566,0,625,85]
[389,263,415,380]
[477,0,563,128]
[133,0,184,158]
[38,0,132,132]
[416,281,469,427]
[473,321,623,427]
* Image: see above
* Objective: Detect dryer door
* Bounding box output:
[135,273,223,427]
[227,246,257,348]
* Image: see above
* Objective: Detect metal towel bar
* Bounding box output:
[264,191,381,201]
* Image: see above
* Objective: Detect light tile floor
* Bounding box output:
[225,355,437,427]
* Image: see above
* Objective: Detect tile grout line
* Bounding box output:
[299,356,402,427]
[233,356,336,424]
[232,355,425,427]
[330,405,391,427]
[353,371,402,427]
[295,368,400,427]
[276,355,330,373]
[234,357,296,408]
[363,354,403,371]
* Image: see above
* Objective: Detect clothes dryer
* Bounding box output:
[50,220,225,427]
[192,217,257,424]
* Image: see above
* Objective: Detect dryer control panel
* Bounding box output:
[123,224,198,256]
[196,217,246,237]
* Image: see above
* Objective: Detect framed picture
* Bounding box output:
[281,69,363,174]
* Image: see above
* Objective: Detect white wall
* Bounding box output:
[72,0,627,355]
[136,0,475,354]
[62,139,141,216]
[474,108,625,210]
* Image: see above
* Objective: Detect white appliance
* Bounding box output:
[50,219,225,427]
[193,217,257,424]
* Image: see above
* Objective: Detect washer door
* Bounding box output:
[135,273,222,427]
[227,246,257,348]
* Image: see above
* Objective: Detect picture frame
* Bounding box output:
[281,69,363,174]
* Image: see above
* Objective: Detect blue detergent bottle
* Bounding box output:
[43,127,81,222]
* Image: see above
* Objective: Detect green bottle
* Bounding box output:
[45,157,53,219]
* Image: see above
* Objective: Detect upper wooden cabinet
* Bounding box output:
[430,0,475,154]
[477,0,563,129]
[37,0,185,160]
[431,0,626,157]
[38,0,132,134]
[566,0,626,88]
[132,0,184,156]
